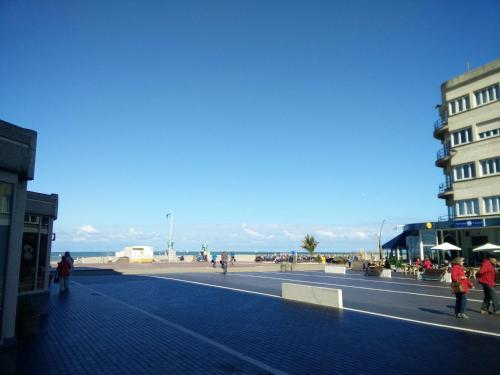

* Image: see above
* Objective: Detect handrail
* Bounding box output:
[436,144,451,160]
[433,116,448,131]
[438,182,452,193]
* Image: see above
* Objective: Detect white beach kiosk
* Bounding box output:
[115,246,154,263]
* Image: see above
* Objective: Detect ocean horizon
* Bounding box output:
[50,250,365,262]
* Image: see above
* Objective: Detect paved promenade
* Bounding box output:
[16,268,500,374]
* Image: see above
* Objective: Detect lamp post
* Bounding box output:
[378,219,386,260]
[166,212,174,254]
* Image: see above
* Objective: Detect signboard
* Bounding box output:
[452,219,484,228]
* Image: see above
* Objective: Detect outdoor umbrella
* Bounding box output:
[431,242,461,266]
[431,242,461,251]
[472,243,500,252]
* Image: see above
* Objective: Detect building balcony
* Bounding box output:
[435,145,452,167]
[438,181,453,199]
[433,117,448,139]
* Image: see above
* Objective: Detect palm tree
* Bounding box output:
[301,234,319,259]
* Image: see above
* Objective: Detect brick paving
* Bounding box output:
[15,272,500,374]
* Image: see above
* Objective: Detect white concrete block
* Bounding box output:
[380,269,392,278]
[325,265,346,274]
[441,272,452,283]
[281,283,343,309]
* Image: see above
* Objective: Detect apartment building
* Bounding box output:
[384,59,500,264]
[435,58,500,222]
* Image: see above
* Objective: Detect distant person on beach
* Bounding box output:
[230,251,236,265]
[57,255,72,293]
[451,257,473,319]
[211,253,217,268]
[477,256,499,315]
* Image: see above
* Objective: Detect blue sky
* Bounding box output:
[1,0,499,253]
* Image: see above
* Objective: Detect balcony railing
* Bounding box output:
[436,144,451,162]
[438,215,454,222]
[433,116,448,132]
[438,181,452,194]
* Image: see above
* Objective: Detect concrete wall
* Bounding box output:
[282,283,343,309]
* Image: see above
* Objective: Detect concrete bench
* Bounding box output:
[281,283,343,309]
[325,265,346,274]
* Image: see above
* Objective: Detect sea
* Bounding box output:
[50,250,359,262]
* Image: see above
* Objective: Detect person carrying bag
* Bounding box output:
[450,257,473,319]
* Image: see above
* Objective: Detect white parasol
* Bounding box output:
[431,242,461,251]
[472,243,500,252]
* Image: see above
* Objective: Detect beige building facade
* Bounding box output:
[385,59,500,264]
[435,58,500,221]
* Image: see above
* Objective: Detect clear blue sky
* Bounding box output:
[1,0,499,253]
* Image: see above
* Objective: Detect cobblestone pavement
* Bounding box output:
[16,271,500,374]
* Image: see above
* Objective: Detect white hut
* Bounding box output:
[115,246,154,263]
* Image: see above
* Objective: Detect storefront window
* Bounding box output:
[19,217,39,292]
[36,217,49,289]
[19,215,51,292]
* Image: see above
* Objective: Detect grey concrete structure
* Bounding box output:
[0,120,58,373]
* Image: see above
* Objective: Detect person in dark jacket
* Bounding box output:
[451,257,473,319]
[57,255,72,293]
[477,257,499,315]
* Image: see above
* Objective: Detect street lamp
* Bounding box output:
[378,219,386,260]
[166,212,174,254]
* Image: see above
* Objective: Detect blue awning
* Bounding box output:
[382,231,410,250]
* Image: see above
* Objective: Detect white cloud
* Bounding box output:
[241,223,275,239]
[315,228,371,240]
[78,225,98,234]
[283,230,304,241]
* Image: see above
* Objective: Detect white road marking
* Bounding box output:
[72,281,288,375]
[149,275,279,299]
[229,273,483,302]
[270,271,483,292]
[147,276,500,338]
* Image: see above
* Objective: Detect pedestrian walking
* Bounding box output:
[221,251,229,274]
[477,256,499,315]
[211,253,217,268]
[450,257,473,319]
[57,255,72,293]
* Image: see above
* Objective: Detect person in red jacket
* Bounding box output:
[451,257,473,319]
[57,255,72,293]
[477,257,498,315]
[423,257,432,270]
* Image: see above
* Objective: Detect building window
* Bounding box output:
[19,215,50,292]
[455,199,479,216]
[478,127,500,139]
[448,95,470,115]
[480,156,500,176]
[453,163,476,181]
[451,127,472,146]
[483,196,500,214]
[475,84,499,106]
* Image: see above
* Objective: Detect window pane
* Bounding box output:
[463,166,470,178]
[465,96,470,109]
[453,132,459,145]
[19,221,39,292]
[36,221,49,290]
